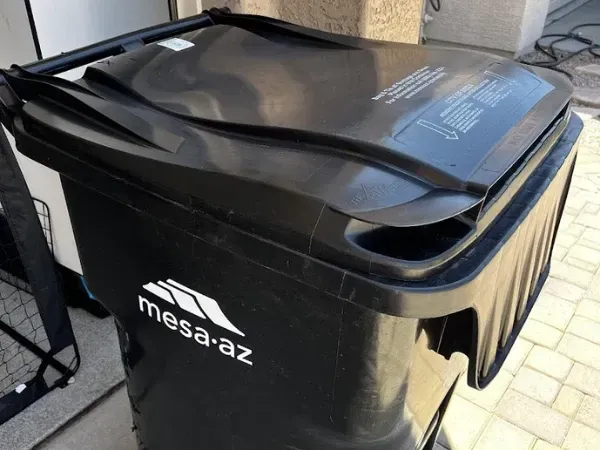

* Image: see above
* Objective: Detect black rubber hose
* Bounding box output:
[520,23,600,78]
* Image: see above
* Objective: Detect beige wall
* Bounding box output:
[423,0,551,55]
[177,0,424,43]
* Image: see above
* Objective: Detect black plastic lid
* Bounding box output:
[13,22,572,280]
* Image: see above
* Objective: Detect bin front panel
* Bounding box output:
[61,177,464,450]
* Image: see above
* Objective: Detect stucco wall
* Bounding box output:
[177,0,204,18]
[361,0,424,43]
[178,0,423,43]
[518,0,551,52]
[423,0,550,55]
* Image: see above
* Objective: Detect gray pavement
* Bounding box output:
[438,112,600,450]
[36,385,134,450]
[0,309,124,450]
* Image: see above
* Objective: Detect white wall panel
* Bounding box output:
[1,0,171,273]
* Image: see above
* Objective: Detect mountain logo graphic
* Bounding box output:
[142,279,245,337]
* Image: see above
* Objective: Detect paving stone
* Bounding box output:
[551,245,568,261]
[457,370,513,411]
[559,213,576,231]
[586,276,600,302]
[584,273,600,302]
[566,315,600,346]
[565,224,586,238]
[558,213,585,230]
[564,257,596,273]
[555,233,579,249]
[580,173,600,186]
[583,203,600,214]
[576,396,600,432]
[565,244,600,272]
[582,228,600,244]
[576,64,600,77]
[549,261,594,289]
[576,153,600,165]
[439,396,490,450]
[532,440,560,450]
[496,390,570,445]
[557,334,600,371]
[520,319,563,349]
[553,385,584,417]
[503,338,533,375]
[566,363,600,398]
[580,228,600,252]
[576,192,600,208]
[567,185,582,196]
[576,213,600,229]
[525,346,573,381]
[565,227,598,241]
[575,299,600,323]
[563,422,600,450]
[511,367,561,405]
[530,294,576,330]
[571,177,600,193]
[586,175,600,190]
[565,205,583,217]
[575,162,600,175]
[567,194,587,212]
[472,417,535,450]
[573,88,600,108]
[542,277,585,303]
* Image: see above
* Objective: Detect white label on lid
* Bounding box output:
[157,38,195,52]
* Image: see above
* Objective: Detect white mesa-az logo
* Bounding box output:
[139,279,253,366]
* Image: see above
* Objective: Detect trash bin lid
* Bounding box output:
[15,23,573,279]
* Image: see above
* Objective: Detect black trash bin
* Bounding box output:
[0,9,582,450]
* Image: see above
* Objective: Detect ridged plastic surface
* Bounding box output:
[472,119,577,384]
[331,114,581,388]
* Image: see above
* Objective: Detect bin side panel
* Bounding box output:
[472,134,577,388]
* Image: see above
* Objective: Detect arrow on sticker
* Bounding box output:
[417,120,459,140]
[484,71,516,85]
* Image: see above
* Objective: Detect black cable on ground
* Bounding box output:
[520,23,600,78]
[430,0,441,12]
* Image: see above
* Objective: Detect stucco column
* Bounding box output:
[423,0,551,55]
[177,0,424,44]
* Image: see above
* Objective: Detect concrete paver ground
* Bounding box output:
[439,111,600,450]
[37,111,600,450]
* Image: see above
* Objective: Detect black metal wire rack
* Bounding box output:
[0,198,79,424]
[0,199,51,396]
[0,199,53,292]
